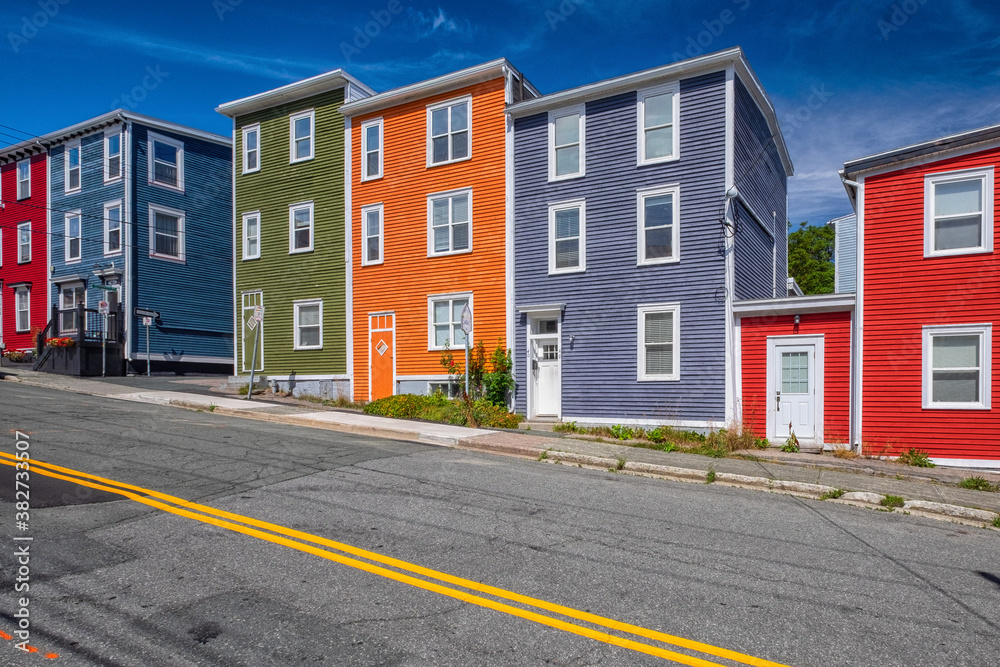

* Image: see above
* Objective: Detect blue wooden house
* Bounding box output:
[508,47,793,427]
[41,111,232,374]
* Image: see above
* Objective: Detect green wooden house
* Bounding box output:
[217,71,374,397]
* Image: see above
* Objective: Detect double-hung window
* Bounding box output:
[243,212,260,260]
[638,84,679,165]
[149,204,185,261]
[65,211,82,262]
[361,118,383,180]
[17,222,31,263]
[105,132,122,181]
[428,190,471,256]
[924,167,994,256]
[65,142,81,193]
[548,201,585,273]
[428,98,470,165]
[104,201,122,255]
[16,159,30,199]
[922,324,992,409]
[638,185,680,264]
[15,288,30,333]
[638,304,680,381]
[149,132,184,190]
[290,110,314,163]
[361,203,383,266]
[429,294,471,349]
[549,106,584,180]
[293,299,323,350]
[289,202,314,253]
[242,124,260,173]
[60,284,85,333]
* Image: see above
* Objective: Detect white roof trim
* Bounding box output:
[217,69,376,117]
[733,293,855,316]
[516,303,566,314]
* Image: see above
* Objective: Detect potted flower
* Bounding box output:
[45,337,75,348]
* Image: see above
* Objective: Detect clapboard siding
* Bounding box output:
[733,75,786,287]
[740,312,852,443]
[132,123,234,360]
[234,88,348,376]
[734,199,774,300]
[861,145,1000,460]
[513,71,729,422]
[0,153,49,350]
[350,77,509,401]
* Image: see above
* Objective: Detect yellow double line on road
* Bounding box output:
[0,453,790,666]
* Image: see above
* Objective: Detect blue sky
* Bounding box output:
[2,0,998,227]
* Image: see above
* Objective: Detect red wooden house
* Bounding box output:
[0,142,48,355]
[843,124,1000,467]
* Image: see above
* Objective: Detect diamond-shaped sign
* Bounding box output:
[247,317,257,330]
[376,340,389,356]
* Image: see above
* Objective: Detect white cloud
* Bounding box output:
[408,7,476,40]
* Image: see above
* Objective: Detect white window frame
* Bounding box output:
[923,167,994,257]
[289,109,315,163]
[361,203,384,266]
[65,141,81,194]
[59,283,85,333]
[426,96,472,167]
[548,105,585,181]
[427,188,472,257]
[104,131,122,182]
[921,323,992,410]
[17,222,31,264]
[637,83,680,166]
[289,201,314,254]
[360,118,383,181]
[64,210,82,263]
[637,184,681,265]
[242,211,261,260]
[548,200,586,274]
[14,287,30,333]
[16,159,30,200]
[293,299,323,351]
[148,203,186,262]
[242,124,261,174]
[104,200,123,256]
[637,303,681,382]
[148,131,185,192]
[427,292,473,351]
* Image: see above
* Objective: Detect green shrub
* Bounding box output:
[897,448,935,468]
[993,515,1000,529]
[958,476,998,492]
[554,421,579,433]
[881,495,905,508]
[362,394,521,429]
[819,488,846,500]
[610,425,635,441]
[781,432,800,453]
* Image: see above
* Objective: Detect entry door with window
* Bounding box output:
[774,344,816,439]
[241,292,263,373]
[370,313,394,401]
[529,318,561,418]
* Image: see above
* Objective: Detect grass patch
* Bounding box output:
[615,455,626,471]
[298,394,367,410]
[363,393,521,429]
[553,421,579,433]
[552,421,769,460]
[881,495,905,508]
[706,468,716,484]
[819,488,846,500]
[830,446,858,459]
[897,448,935,468]
[958,476,998,492]
[538,449,549,461]
[208,404,216,412]
[993,515,1000,529]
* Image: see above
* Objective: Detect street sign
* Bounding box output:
[254,305,265,322]
[98,301,110,315]
[142,316,153,326]
[134,307,160,319]
[95,285,118,292]
[247,317,257,330]
[460,304,472,334]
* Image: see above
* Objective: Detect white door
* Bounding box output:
[774,344,815,439]
[532,336,560,417]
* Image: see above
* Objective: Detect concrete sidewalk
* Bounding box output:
[3,366,999,529]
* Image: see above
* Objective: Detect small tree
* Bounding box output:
[787,221,835,294]
[439,338,513,407]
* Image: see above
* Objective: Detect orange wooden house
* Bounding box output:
[341,60,538,401]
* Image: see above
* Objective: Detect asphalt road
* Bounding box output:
[1,383,998,666]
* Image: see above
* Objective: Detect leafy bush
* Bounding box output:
[610,425,635,441]
[363,393,521,429]
[553,421,580,433]
[781,432,800,453]
[440,339,514,408]
[897,448,935,468]
[958,476,998,492]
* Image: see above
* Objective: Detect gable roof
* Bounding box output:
[843,122,1000,178]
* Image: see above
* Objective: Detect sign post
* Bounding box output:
[134,308,160,377]
[460,304,473,398]
[247,305,264,401]
[98,301,110,377]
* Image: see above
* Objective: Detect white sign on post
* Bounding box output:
[98,301,110,315]
[254,305,265,322]
[142,316,153,326]
[460,304,472,335]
